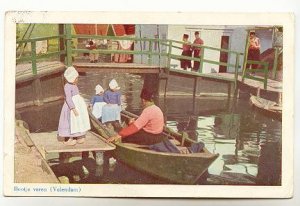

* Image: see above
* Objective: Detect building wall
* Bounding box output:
[167,25,231,73]
[200,29,225,73]
[228,27,247,73]
[135,25,273,74]
[133,24,168,66]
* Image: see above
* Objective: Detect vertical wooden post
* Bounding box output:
[148,40,153,65]
[65,24,72,67]
[164,78,168,98]
[166,41,172,74]
[32,78,43,106]
[193,77,198,113]
[242,30,250,82]
[263,62,269,90]
[278,92,282,106]
[227,82,232,98]
[272,47,279,79]
[59,24,65,63]
[193,77,198,99]
[95,152,104,177]
[31,41,37,75]
[234,53,240,91]
[199,47,205,73]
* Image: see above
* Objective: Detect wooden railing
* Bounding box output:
[242,60,269,89]
[16,25,272,90]
[16,35,66,75]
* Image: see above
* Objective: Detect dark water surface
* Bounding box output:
[18,72,282,185]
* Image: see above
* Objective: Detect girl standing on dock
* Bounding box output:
[101,79,122,128]
[58,66,91,146]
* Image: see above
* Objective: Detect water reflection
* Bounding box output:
[17,73,282,185]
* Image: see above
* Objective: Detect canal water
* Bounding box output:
[17,72,282,185]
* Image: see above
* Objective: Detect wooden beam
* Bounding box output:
[76,67,160,74]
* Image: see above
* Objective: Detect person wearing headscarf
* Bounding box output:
[90,84,106,121]
[107,88,166,145]
[58,66,90,146]
[180,34,192,70]
[247,30,261,69]
[101,79,122,125]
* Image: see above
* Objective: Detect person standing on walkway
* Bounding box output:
[192,31,204,72]
[247,31,261,69]
[86,39,99,63]
[58,66,91,146]
[180,34,192,70]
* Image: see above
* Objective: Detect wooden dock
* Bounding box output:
[16,61,65,83]
[30,131,115,159]
[73,62,161,73]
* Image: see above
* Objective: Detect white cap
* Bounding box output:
[109,79,120,90]
[64,66,79,83]
[95,84,104,94]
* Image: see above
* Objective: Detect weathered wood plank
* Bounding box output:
[30,131,115,154]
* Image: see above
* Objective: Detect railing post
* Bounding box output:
[31,41,37,75]
[148,40,153,65]
[199,47,204,73]
[242,30,250,82]
[59,24,65,63]
[166,41,172,74]
[263,62,269,90]
[65,24,72,67]
[234,54,240,90]
[272,47,279,79]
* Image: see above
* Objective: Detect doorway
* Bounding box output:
[219,36,229,73]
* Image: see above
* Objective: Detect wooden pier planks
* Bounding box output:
[30,131,115,158]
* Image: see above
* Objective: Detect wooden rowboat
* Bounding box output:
[250,95,282,121]
[89,109,219,184]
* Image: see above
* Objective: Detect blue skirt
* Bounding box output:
[101,104,121,123]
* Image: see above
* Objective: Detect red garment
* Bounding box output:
[193,37,204,52]
[181,42,192,69]
[118,105,164,138]
[119,123,139,138]
[192,37,204,71]
[247,37,261,69]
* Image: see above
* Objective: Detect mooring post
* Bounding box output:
[278,92,282,106]
[95,152,104,177]
[193,77,198,99]
[32,77,44,106]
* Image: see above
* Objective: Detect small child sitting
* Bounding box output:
[90,84,106,121]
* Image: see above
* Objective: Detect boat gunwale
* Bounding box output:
[117,142,219,159]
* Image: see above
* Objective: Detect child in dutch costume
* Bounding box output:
[90,84,106,121]
[58,66,91,146]
[101,79,122,129]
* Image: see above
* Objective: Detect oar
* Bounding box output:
[121,110,197,145]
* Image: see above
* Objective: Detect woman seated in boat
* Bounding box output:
[107,88,166,145]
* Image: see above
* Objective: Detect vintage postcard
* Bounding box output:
[3,11,294,198]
